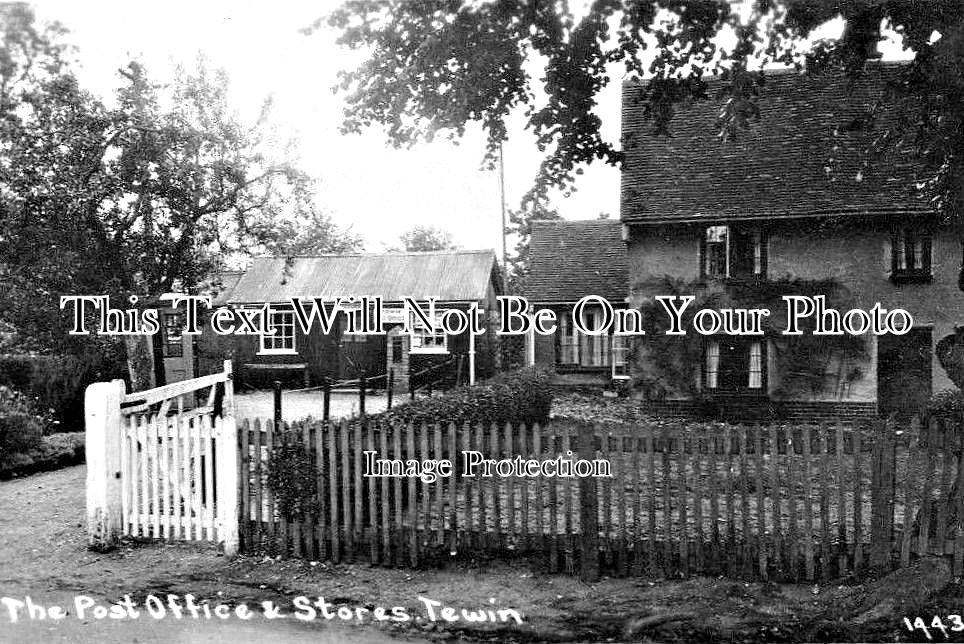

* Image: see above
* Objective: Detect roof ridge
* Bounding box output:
[252,249,496,260]
[531,218,619,226]
[620,59,911,88]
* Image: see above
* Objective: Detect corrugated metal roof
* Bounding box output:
[227,250,499,304]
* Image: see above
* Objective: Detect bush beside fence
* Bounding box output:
[239,414,964,582]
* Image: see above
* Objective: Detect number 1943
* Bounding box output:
[904,615,964,640]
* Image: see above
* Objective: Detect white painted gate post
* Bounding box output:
[85,379,126,550]
[217,359,240,557]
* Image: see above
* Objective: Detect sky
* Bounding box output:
[27,1,909,257]
[30,0,622,257]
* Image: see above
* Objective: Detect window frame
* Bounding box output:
[258,307,297,355]
[890,227,933,284]
[699,224,767,281]
[408,311,449,355]
[702,336,767,394]
[611,335,631,380]
[161,312,184,358]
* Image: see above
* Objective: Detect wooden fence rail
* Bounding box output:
[238,415,964,582]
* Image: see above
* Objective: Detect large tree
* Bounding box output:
[0,4,353,351]
[503,202,561,294]
[325,0,963,216]
[394,225,457,252]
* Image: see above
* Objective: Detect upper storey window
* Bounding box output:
[700,225,766,280]
[890,228,932,283]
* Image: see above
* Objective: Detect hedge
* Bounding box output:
[369,366,554,428]
[0,385,44,456]
[0,432,85,479]
[0,352,123,431]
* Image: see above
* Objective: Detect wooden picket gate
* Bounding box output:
[85,360,239,555]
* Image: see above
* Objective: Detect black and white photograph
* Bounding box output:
[1,1,963,642]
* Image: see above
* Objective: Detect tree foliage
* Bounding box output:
[504,201,561,293]
[394,224,457,252]
[0,5,353,352]
[325,0,963,215]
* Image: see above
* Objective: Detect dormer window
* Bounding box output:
[700,225,766,280]
[891,228,932,283]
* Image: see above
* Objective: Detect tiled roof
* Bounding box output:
[621,63,933,224]
[525,219,629,303]
[227,250,499,304]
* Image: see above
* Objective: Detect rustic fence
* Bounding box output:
[238,415,962,582]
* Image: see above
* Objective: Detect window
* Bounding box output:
[704,338,764,392]
[701,225,765,279]
[558,315,580,365]
[577,308,611,367]
[259,308,296,354]
[612,335,630,380]
[891,228,932,282]
[162,313,184,358]
[556,307,616,370]
[409,312,448,354]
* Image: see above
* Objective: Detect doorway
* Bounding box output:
[877,327,932,417]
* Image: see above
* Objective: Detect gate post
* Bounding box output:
[218,360,240,557]
[85,379,126,550]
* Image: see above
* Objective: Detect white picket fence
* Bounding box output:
[86,360,239,555]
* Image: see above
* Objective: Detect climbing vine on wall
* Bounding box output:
[629,276,869,399]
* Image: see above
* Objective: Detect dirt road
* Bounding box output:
[0,466,404,643]
[1,465,954,643]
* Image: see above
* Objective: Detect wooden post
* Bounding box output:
[322,377,331,422]
[219,360,240,557]
[578,423,600,582]
[387,369,394,410]
[468,321,476,385]
[359,370,367,417]
[273,380,282,428]
[85,379,126,550]
[870,418,896,571]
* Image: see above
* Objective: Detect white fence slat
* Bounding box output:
[138,415,149,536]
[121,416,131,536]
[161,416,171,540]
[204,414,215,541]
[182,416,194,541]
[150,415,161,538]
[128,416,139,537]
[193,417,203,541]
[171,414,181,541]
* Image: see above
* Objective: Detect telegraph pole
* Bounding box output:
[498,142,507,267]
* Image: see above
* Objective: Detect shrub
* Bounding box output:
[371,366,554,427]
[265,438,318,521]
[0,351,124,431]
[0,431,84,478]
[0,385,45,458]
[925,389,964,421]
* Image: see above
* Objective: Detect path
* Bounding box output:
[0,466,405,643]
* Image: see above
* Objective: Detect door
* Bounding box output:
[877,327,932,417]
[339,333,388,380]
[160,311,195,384]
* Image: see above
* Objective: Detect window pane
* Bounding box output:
[748,342,762,389]
[705,341,719,389]
[705,226,728,277]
